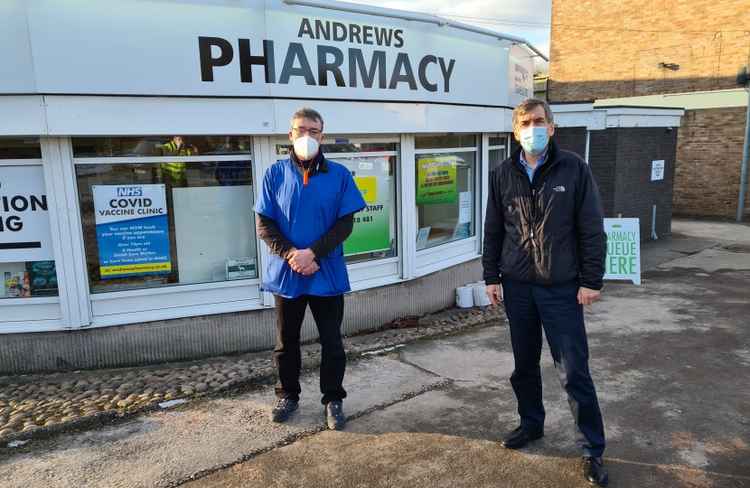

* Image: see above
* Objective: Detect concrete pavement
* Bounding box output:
[1,220,749,487]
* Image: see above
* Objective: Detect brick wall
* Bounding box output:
[588,130,617,216]
[520,126,678,238]
[585,127,678,238]
[553,127,587,161]
[612,127,678,238]
[548,0,750,102]
[674,106,749,218]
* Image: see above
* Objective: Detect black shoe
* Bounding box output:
[270,398,298,423]
[500,425,544,449]
[325,400,346,430]
[583,457,609,487]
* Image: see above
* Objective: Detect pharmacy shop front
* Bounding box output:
[0,0,542,373]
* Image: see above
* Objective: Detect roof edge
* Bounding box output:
[282,0,549,61]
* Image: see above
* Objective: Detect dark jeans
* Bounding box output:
[273,294,347,405]
[502,279,606,458]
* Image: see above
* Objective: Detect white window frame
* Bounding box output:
[70,139,266,328]
[270,134,404,291]
[484,132,510,237]
[413,137,482,277]
[0,156,68,333]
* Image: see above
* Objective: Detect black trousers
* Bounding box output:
[502,279,606,458]
[273,294,347,405]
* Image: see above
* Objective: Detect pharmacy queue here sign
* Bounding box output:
[92,184,171,279]
[603,218,641,285]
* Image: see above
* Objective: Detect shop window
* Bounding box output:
[0,139,59,299]
[415,134,477,250]
[488,133,509,172]
[0,138,42,159]
[488,136,506,146]
[415,133,476,150]
[73,136,253,157]
[73,137,258,294]
[274,137,398,264]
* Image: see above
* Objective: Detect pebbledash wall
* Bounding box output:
[547,0,750,220]
[0,0,542,374]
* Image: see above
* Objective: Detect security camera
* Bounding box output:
[737,66,749,87]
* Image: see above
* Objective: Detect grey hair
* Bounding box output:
[290,107,324,131]
[512,98,554,128]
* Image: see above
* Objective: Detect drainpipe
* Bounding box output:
[737,89,750,222]
[737,67,750,222]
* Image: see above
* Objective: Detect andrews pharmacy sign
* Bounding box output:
[0,0,526,107]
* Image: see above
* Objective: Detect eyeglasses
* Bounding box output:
[291,127,322,136]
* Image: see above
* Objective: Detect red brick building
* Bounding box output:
[548,0,750,220]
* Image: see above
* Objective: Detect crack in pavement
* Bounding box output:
[605,456,750,482]
[167,378,454,487]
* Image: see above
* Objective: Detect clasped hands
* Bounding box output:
[287,248,319,276]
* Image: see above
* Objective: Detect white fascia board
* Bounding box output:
[551,103,606,130]
[595,89,747,110]
[551,104,684,130]
[39,96,511,136]
[603,107,684,128]
[0,96,47,135]
[273,99,512,134]
[605,113,683,128]
[602,107,685,117]
[43,96,278,136]
[550,103,594,113]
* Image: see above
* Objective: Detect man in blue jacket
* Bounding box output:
[255,108,366,430]
[483,99,609,486]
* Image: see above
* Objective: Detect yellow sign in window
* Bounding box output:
[354,176,378,204]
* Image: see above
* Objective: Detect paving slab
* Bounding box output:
[2,221,749,488]
[185,431,750,488]
[0,356,444,488]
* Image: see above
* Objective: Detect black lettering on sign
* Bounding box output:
[439,58,456,92]
[239,39,276,83]
[348,23,362,44]
[333,22,348,42]
[197,32,455,93]
[298,18,314,39]
[0,216,23,232]
[418,55,438,92]
[198,36,233,82]
[314,19,330,40]
[362,25,374,45]
[317,45,345,87]
[393,29,405,48]
[374,27,393,47]
[279,43,316,85]
[389,53,417,90]
[348,49,387,88]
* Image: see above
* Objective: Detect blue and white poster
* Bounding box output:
[92,184,171,278]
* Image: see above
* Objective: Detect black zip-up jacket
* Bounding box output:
[482,139,607,290]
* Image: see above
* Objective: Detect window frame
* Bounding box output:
[271,134,404,290]
[413,135,483,275]
[70,140,266,327]
[0,155,66,333]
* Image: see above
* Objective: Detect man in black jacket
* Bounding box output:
[483,99,609,486]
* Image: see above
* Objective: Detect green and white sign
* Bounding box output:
[341,158,392,257]
[604,218,641,285]
[345,202,391,256]
[416,156,458,205]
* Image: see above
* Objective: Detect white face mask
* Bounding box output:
[293,135,320,161]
